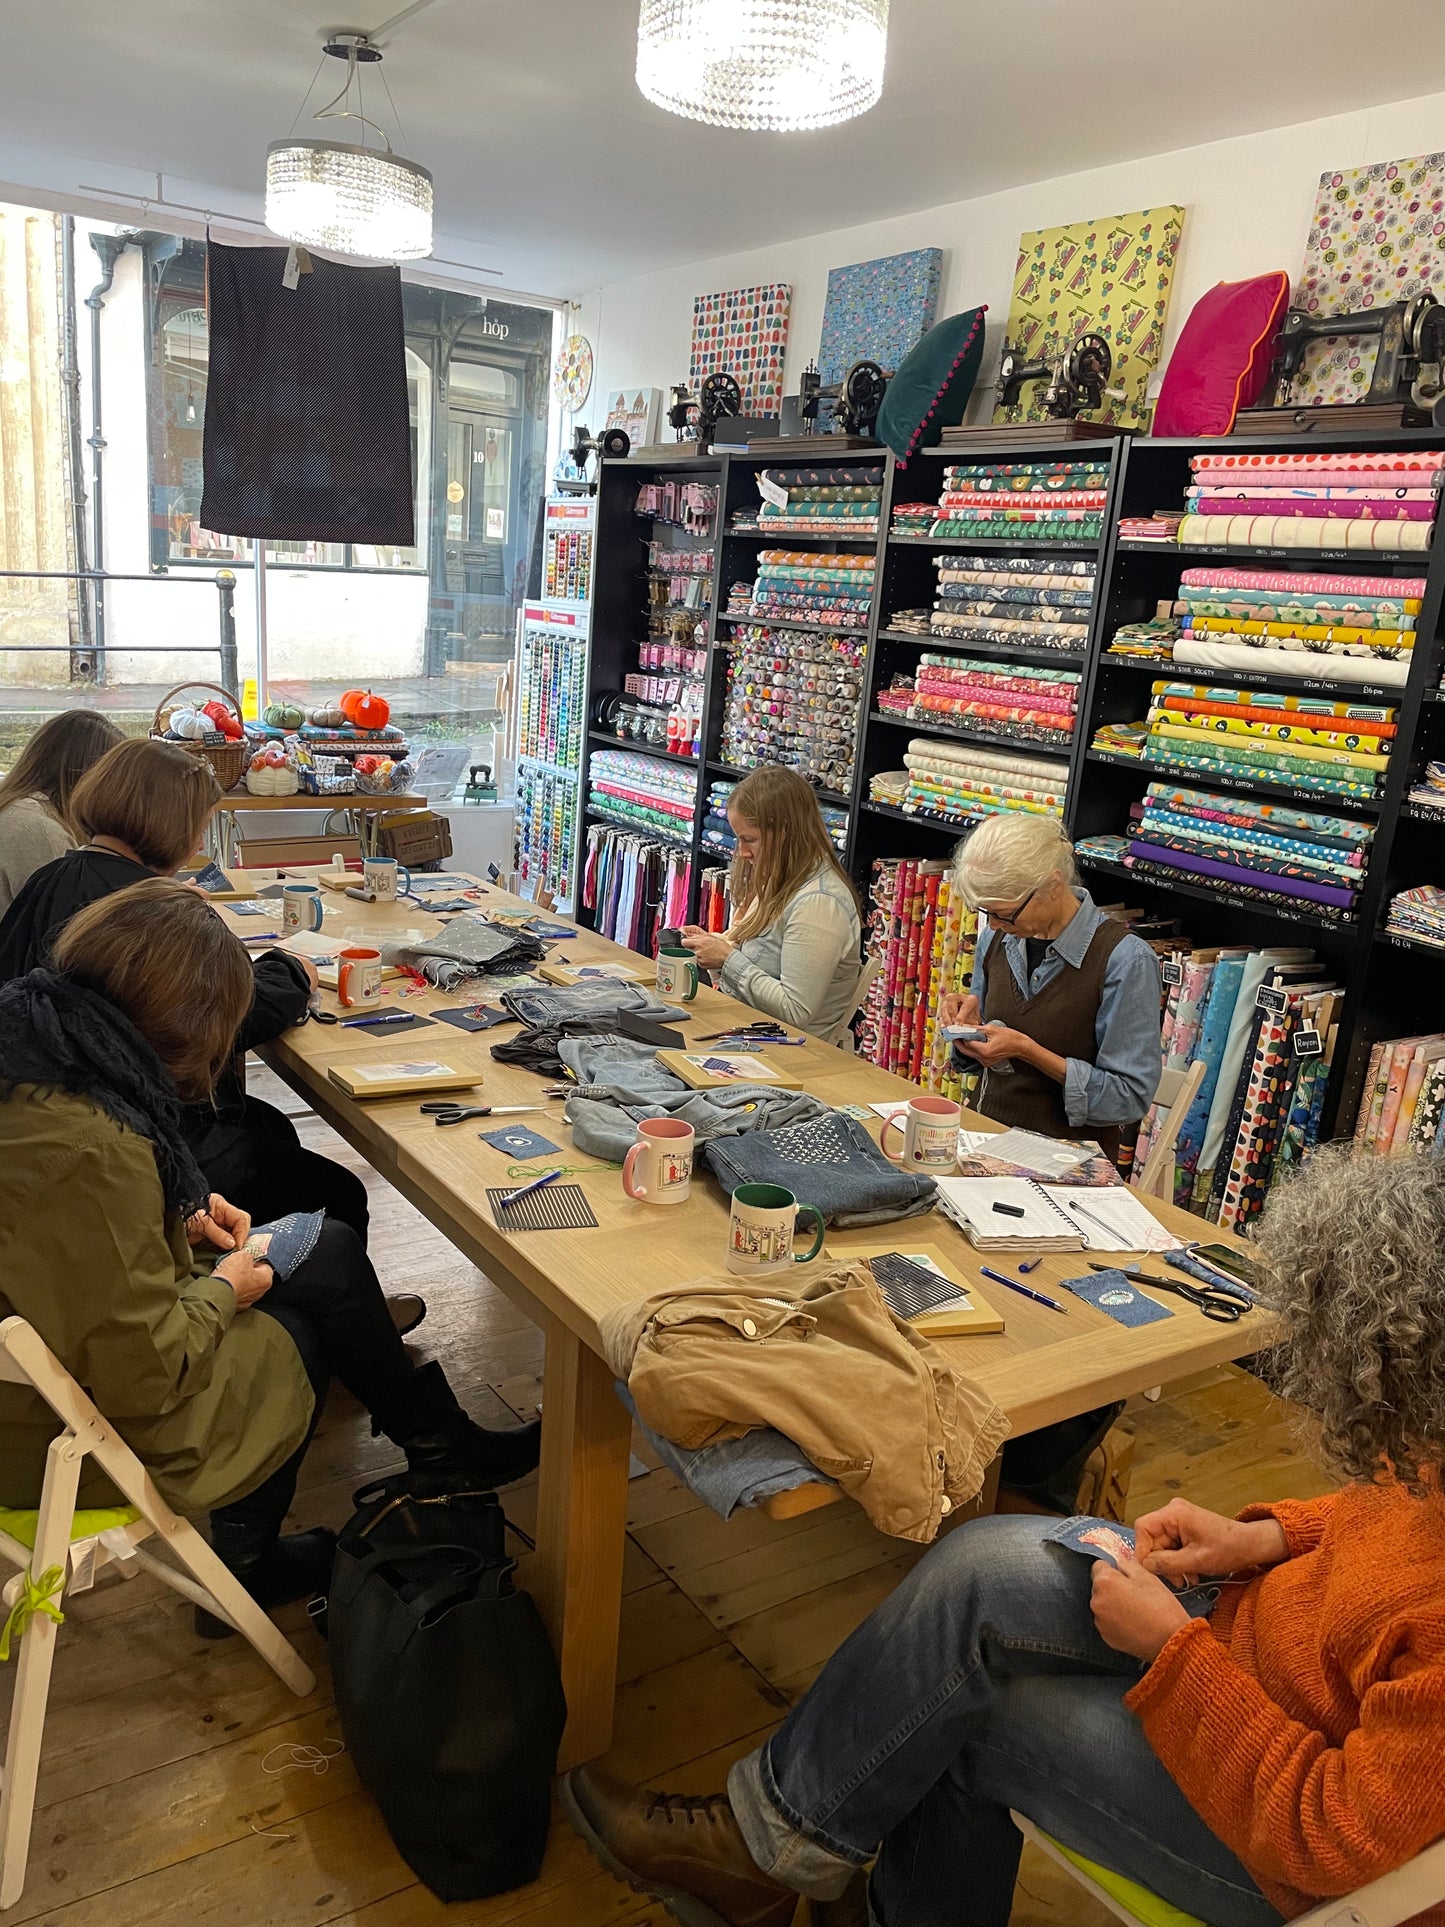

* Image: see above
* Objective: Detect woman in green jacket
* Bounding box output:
[0,879,539,1630]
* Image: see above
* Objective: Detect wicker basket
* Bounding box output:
[150,682,249,793]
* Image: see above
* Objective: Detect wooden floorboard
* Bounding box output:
[4,1075,1331,1926]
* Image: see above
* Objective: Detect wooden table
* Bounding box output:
[237,871,1271,1767]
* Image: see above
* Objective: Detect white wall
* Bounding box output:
[578,89,1445,426]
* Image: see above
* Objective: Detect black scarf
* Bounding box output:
[0,970,212,1220]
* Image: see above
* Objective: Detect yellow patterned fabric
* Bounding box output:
[1184,615,1414,648]
[1150,708,1392,755]
[1151,721,1389,771]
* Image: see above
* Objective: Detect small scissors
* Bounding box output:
[1087,1261,1249,1322]
[419,1102,547,1127]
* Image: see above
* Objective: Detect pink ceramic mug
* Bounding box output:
[879,1095,961,1172]
[622,1117,695,1205]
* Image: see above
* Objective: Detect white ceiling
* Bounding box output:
[4,0,1445,296]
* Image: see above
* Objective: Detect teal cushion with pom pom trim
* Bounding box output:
[877,305,988,466]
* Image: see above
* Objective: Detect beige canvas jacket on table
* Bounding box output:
[600,1263,1010,1544]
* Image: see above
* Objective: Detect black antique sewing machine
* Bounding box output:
[995,331,1116,418]
[796,357,890,438]
[666,372,743,451]
[1272,293,1445,409]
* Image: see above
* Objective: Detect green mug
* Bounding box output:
[656,945,699,1002]
[727,1183,826,1275]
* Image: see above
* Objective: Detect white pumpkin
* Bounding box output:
[168,706,211,740]
[245,757,301,796]
[308,702,346,729]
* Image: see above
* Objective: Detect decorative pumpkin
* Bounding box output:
[167,706,211,740]
[245,744,300,795]
[351,690,391,731]
[201,699,244,740]
[338,689,367,724]
[308,701,345,729]
[264,700,305,731]
[353,754,382,776]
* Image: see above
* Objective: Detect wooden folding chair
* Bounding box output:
[1133,1059,1208,1201]
[1013,1813,1445,1927]
[822,955,883,1050]
[0,1315,315,1909]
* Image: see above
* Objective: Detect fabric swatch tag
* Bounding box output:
[246,1209,325,1280]
[433,1006,512,1033]
[1062,1270,1174,1327]
[479,1125,560,1160]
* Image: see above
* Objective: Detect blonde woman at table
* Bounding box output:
[0,709,123,916]
[680,766,862,1039]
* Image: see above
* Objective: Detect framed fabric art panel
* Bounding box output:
[818,247,943,383]
[690,283,792,416]
[1293,152,1445,405]
[993,205,1186,429]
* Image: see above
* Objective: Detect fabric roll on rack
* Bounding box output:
[1172,447,1441,552]
[858,858,978,1096]
[884,735,1068,824]
[587,747,698,843]
[728,547,876,631]
[891,460,1110,542]
[884,652,1082,753]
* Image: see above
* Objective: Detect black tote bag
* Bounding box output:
[327,1487,566,1899]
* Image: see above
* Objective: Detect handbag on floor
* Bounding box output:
[326,1479,566,1899]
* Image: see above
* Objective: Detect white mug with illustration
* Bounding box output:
[655,946,699,1002]
[880,1095,961,1172]
[363,855,412,902]
[282,883,324,934]
[726,1183,826,1276]
[337,945,383,1007]
[621,1117,695,1206]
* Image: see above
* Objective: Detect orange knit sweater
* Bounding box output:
[1125,1483,1445,1921]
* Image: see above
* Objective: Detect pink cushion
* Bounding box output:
[1153,273,1290,438]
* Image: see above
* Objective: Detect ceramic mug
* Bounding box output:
[880,1095,961,1172]
[281,883,324,933]
[621,1117,695,1206]
[655,946,699,1002]
[726,1183,825,1276]
[363,855,412,902]
[337,945,383,1007]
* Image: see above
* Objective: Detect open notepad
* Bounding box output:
[935,1178,1175,1253]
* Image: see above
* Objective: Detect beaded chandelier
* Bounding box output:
[636,0,889,132]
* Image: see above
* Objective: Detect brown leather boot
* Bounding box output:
[809,1872,871,1925]
[561,1765,801,1927]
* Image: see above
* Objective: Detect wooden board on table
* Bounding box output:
[657,1048,802,1090]
[327,1060,481,1099]
[839,1239,1006,1336]
[538,959,654,986]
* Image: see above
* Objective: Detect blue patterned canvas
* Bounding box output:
[818,248,944,385]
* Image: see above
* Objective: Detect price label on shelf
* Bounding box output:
[1293,1027,1323,1058]
[1256,985,1288,1014]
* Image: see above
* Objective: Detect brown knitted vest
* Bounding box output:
[979,917,1131,1164]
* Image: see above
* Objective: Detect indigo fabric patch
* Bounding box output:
[247,1209,325,1279]
[479,1126,560,1160]
[1063,1269,1174,1327]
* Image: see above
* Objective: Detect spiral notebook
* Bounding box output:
[934,1178,1172,1253]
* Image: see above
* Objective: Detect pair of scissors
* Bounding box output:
[419,1102,547,1127]
[1086,1261,1248,1322]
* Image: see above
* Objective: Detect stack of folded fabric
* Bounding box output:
[890,502,936,537]
[887,654,1082,753]
[747,464,884,537]
[1093,720,1147,758]
[720,624,866,794]
[1118,511,1184,542]
[931,553,1096,652]
[1107,606,1183,662]
[728,549,876,630]
[1408,760,1445,810]
[1122,780,1373,920]
[895,738,1067,824]
[1385,885,1445,950]
[928,460,1110,541]
[703,778,847,856]
[587,748,697,843]
[1129,682,1397,801]
[889,607,933,636]
[1176,448,1442,551]
[1173,565,1422,688]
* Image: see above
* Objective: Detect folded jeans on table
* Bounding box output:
[704,1110,938,1227]
[565,1080,833,1163]
[501,981,679,1029]
[613,1381,829,1519]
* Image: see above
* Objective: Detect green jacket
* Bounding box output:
[0,1087,313,1514]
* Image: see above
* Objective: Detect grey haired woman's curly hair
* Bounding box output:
[1255,1145,1445,1492]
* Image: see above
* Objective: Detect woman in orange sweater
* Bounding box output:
[562,1146,1445,1927]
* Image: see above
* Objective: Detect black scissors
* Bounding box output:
[1087,1261,1249,1322]
[418,1102,546,1127]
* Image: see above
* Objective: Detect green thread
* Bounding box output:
[504,1160,616,1180]
[0,1565,65,1661]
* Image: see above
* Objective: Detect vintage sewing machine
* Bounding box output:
[1273,293,1445,409]
[995,331,1116,418]
[796,357,890,438]
[666,372,743,451]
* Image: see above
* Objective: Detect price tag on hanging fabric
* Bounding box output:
[1160,958,1183,987]
[1293,1026,1323,1057]
[1255,985,1288,1014]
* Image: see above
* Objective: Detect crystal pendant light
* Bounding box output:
[636,0,888,132]
[266,32,433,261]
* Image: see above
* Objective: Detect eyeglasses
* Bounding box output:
[983,886,1040,929]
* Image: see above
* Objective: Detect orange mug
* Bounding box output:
[337,945,383,1007]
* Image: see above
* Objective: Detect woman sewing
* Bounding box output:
[940,813,1162,1166]
[680,766,862,1040]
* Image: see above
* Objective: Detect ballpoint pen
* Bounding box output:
[340,1010,413,1029]
[497,1167,563,1211]
[978,1265,1068,1313]
[1062,1197,1121,1246]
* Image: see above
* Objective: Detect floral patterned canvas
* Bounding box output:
[818,247,943,384]
[1293,152,1445,405]
[993,206,1186,429]
[690,282,792,417]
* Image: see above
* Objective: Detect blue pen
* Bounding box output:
[340,1010,411,1029]
[497,1167,564,1211]
[1018,1257,1044,1275]
[978,1264,1069,1314]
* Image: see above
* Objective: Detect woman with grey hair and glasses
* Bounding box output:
[939,812,1163,1168]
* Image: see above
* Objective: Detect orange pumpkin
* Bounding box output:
[352,690,391,730]
[338,688,367,724]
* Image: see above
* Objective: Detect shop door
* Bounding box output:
[444,369,518,658]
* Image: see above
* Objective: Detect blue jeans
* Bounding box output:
[728,1515,1283,1927]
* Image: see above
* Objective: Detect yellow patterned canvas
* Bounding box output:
[993,206,1186,428]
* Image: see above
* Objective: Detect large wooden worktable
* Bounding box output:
[239,871,1271,1766]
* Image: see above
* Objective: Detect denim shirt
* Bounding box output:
[969,889,1162,1129]
[718,867,862,1038]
